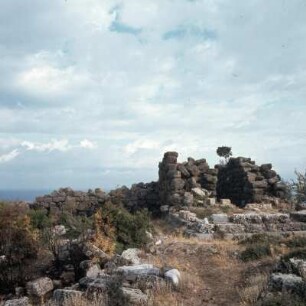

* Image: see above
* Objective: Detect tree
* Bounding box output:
[216,146,232,164]
[288,170,306,208]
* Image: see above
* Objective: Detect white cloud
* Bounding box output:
[80,139,96,149]
[21,139,70,152]
[0,149,19,163]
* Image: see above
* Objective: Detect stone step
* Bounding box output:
[230,213,290,224]
[290,210,306,222]
[215,222,306,234]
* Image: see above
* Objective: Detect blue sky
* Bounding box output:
[0,0,305,190]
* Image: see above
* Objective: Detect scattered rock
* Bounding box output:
[53,289,83,306]
[121,248,142,265]
[270,273,304,291]
[26,277,54,297]
[4,297,30,306]
[164,269,181,286]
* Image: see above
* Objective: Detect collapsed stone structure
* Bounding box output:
[158,152,217,208]
[33,151,287,214]
[217,157,287,206]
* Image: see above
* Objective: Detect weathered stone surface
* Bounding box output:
[220,199,231,205]
[121,248,142,265]
[217,157,286,206]
[179,210,197,222]
[121,287,148,305]
[116,264,160,281]
[4,297,30,306]
[26,277,54,297]
[211,214,229,224]
[183,192,194,206]
[191,188,208,199]
[53,289,83,306]
[290,210,306,223]
[164,269,181,286]
[270,273,304,291]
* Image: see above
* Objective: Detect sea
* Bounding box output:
[0,190,52,202]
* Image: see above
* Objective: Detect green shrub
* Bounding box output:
[285,236,306,248]
[97,202,151,253]
[241,244,272,262]
[28,209,50,229]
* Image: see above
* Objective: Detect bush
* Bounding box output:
[285,236,306,248]
[28,209,50,229]
[95,202,151,253]
[241,244,272,262]
[0,203,39,293]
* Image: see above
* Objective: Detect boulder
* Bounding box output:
[4,297,30,306]
[53,289,83,306]
[270,273,304,291]
[191,188,208,199]
[121,248,142,265]
[164,269,181,286]
[26,277,54,297]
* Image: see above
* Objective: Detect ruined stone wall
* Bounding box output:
[33,152,287,214]
[158,152,218,207]
[108,182,160,214]
[33,187,107,216]
[216,157,287,206]
[33,183,160,216]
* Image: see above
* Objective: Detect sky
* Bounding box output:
[0,0,305,190]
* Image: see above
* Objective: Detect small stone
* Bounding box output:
[164,269,181,286]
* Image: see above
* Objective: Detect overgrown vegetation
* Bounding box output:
[287,170,306,207]
[0,202,39,293]
[94,201,151,253]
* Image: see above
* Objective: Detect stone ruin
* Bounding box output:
[217,157,287,206]
[33,151,287,215]
[158,152,218,208]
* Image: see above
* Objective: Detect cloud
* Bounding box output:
[21,139,71,152]
[80,139,97,149]
[0,149,19,163]
[0,0,305,188]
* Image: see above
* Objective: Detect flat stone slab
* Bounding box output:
[290,210,306,223]
[211,214,229,224]
[270,273,304,291]
[116,264,160,281]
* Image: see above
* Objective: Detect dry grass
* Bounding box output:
[238,273,269,305]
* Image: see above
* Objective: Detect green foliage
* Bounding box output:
[216,146,232,163]
[240,244,272,262]
[0,203,39,293]
[97,202,151,253]
[58,212,93,239]
[28,209,50,229]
